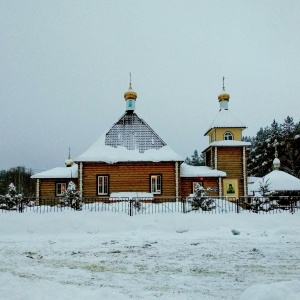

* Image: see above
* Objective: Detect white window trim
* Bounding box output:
[224,131,234,140]
[151,175,162,194]
[192,182,203,194]
[56,183,66,196]
[98,175,109,195]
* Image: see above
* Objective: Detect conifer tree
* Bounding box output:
[247,116,300,178]
[281,117,300,177]
[185,150,205,166]
[59,181,82,211]
[0,183,23,211]
[0,167,34,196]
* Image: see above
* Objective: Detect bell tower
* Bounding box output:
[203,79,251,197]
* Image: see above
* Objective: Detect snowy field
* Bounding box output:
[1,211,300,300]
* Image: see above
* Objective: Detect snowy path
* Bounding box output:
[0,212,300,299]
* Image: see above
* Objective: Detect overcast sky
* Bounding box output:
[1,0,299,172]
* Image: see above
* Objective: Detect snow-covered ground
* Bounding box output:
[1,211,300,300]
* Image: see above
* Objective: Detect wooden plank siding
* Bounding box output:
[215,147,244,197]
[181,177,219,198]
[82,162,179,198]
[39,179,78,198]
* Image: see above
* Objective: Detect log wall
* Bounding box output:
[181,177,219,198]
[216,147,244,197]
[82,162,179,197]
[39,179,78,198]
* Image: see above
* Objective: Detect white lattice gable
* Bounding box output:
[105,113,166,153]
[75,112,183,163]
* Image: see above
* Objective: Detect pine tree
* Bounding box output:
[281,116,300,177]
[247,126,273,177]
[246,116,300,179]
[0,166,35,196]
[0,183,23,211]
[190,183,215,211]
[185,150,205,166]
[59,181,82,211]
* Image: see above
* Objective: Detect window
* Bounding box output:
[211,134,215,143]
[224,131,233,140]
[97,175,109,195]
[150,175,162,194]
[56,183,66,196]
[193,182,203,194]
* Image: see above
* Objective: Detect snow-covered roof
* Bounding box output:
[31,164,78,179]
[204,109,247,135]
[180,163,227,178]
[75,136,182,163]
[209,140,251,147]
[202,140,251,152]
[75,112,183,163]
[248,176,262,184]
[249,170,300,192]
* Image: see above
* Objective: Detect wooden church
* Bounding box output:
[32,82,250,199]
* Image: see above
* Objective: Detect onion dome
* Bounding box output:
[218,77,230,110]
[124,83,137,100]
[124,81,137,113]
[218,93,230,101]
[65,148,74,167]
[273,158,280,170]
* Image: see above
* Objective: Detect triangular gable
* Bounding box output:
[204,109,247,136]
[105,112,166,153]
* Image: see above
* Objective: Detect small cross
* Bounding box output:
[222,77,225,91]
[273,139,278,158]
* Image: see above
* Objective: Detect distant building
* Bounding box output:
[32,82,250,199]
[249,145,300,194]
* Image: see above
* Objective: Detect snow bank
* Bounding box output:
[1,211,300,300]
[1,211,300,237]
[0,273,130,300]
[239,280,300,300]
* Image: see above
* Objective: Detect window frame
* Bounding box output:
[150,174,162,195]
[56,182,67,196]
[97,175,109,196]
[224,131,234,140]
[192,181,203,194]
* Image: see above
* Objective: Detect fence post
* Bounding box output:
[182,198,186,214]
[129,200,133,216]
[290,196,294,214]
[236,198,239,213]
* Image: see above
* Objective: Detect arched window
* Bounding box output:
[224,131,233,140]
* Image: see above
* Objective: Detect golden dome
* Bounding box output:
[124,83,137,100]
[218,93,230,101]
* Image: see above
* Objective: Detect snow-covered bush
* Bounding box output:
[190,183,216,211]
[133,199,141,211]
[59,181,82,211]
[247,178,281,212]
[0,183,24,211]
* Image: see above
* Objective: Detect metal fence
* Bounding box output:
[1,196,299,215]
